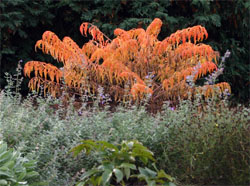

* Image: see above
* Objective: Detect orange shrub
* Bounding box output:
[24,18,230,105]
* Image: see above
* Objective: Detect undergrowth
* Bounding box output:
[0,71,249,185]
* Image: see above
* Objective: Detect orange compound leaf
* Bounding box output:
[62,36,86,64]
[42,31,59,45]
[80,22,88,36]
[130,83,153,99]
[204,85,214,98]
[162,78,175,91]
[166,25,208,46]
[197,82,231,99]
[89,27,98,41]
[216,82,231,93]
[114,28,126,36]
[119,71,131,79]
[28,77,37,91]
[114,28,131,41]
[195,61,218,79]
[35,40,43,52]
[24,61,34,78]
[24,61,47,79]
[174,42,218,62]
[35,31,75,65]
[146,18,162,38]
[24,61,62,85]
[90,48,104,62]
[82,41,98,58]
[131,28,145,38]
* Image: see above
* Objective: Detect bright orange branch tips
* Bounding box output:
[24,18,231,105]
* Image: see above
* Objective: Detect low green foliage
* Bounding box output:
[0,74,249,185]
[0,141,41,186]
[156,99,250,185]
[71,140,174,186]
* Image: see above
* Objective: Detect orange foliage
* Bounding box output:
[24,18,230,104]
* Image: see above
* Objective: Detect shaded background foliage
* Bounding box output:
[1,0,249,103]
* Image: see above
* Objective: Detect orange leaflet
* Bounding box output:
[80,22,88,36]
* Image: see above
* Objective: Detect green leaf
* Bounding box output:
[0,179,8,185]
[124,167,130,180]
[139,167,157,178]
[145,167,157,177]
[97,141,119,152]
[2,160,15,169]
[25,171,39,179]
[148,180,156,186]
[81,169,99,181]
[101,169,112,185]
[0,151,12,164]
[119,163,136,170]
[76,181,86,186]
[70,143,93,157]
[0,170,13,178]
[102,162,114,171]
[113,168,123,183]
[17,171,26,181]
[157,170,173,182]
[0,143,7,154]
[96,176,102,186]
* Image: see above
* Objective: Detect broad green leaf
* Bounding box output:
[0,179,8,185]
[157,170,173,182]
[81,169,99,181]
[124,167,130,180]
[101,169,112,185]
[0,151,12,164]
[145,167,157,177]
[113,168,123,183]
[0,170,13,178]
[138,167,157,177]
[119,163,136,170]
[102,162,114,170]
[5,177,16,183]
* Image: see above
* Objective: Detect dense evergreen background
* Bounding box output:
[1,0,249,103]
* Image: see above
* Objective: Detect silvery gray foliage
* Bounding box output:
[186,50,231,88]
[205,50,231,85]
[186,62,201,88]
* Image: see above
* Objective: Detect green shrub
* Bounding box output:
[154,98,250,185]
[0,141,41,186]
[71,140,175,186]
